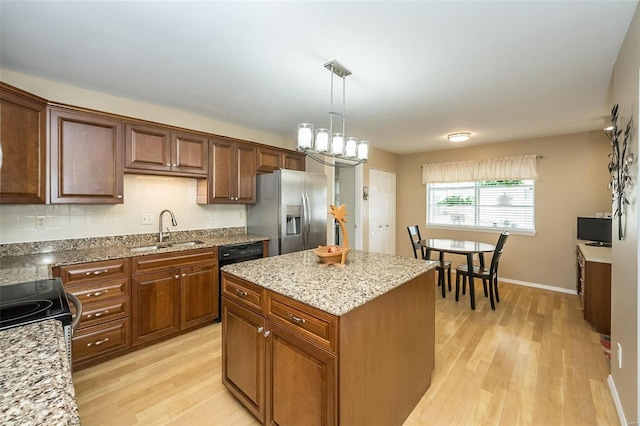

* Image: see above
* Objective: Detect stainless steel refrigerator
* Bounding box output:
[247,169,327,256]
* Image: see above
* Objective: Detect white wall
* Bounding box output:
[0,175,244,244]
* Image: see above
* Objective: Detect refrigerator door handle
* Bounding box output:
[301,193,308,248]
[305,193,311,248]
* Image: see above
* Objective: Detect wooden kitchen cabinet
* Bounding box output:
[131,248,218,346]
[49,106,124,203]
[222,267,435,426]
[222,273,336,425]
[132,269,181,345]
[54,258,132,370]
[0,83,47,204]
[256,145,306,173]
[576,245,611,334]
[283,151,305,172]
[124,123,208,177]
[197,137,256,204]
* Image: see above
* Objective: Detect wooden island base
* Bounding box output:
[222,268,435,426]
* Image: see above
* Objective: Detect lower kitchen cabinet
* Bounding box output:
[132,269,181,345]
[72,318,130,364]
[54,258,132,370]
[221,268,435,426]
[576,245,611,334]
[221,274,336,425]
[131,248,218,347]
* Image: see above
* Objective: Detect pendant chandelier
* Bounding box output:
[297,60,369,167]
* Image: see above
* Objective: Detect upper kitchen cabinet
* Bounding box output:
[256,145,306,174]
[125,123,208,177]
[197,137,256,204]
[49,106,124,204]
[0,83,47,204]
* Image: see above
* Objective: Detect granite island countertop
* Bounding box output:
[0,231,268,286]
[221,249,438,316]
[0,320,79,426]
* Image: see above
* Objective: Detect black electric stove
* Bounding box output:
[0,278,72,331]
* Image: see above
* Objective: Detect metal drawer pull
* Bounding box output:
[287,313,306,324]
[86,269,109,276]
[86,290,108,297]
[263,331,271,338]
[257,326,264,333]
[87,310,109,319]
[235,289,248,297]
[87,337,109,347]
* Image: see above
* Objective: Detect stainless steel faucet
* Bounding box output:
[159,209,178,243]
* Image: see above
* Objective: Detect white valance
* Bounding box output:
[422,154,539,184]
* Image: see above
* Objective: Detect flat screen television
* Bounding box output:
[577,217,612,247]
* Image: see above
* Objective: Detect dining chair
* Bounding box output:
[407,225,452,294]
[455,232,509,310]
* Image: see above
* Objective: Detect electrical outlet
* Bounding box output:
[140,214,153,225]
[35,216,46,229]
[617,343,622,369]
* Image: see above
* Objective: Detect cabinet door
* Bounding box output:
[132,269,180,346]
[124,123,171,173]
[222,298,266,422]
[283,151,306,172]
[208,138,234,203]
[0,83,47,204]
[49,108,124,203]
[266,321,336,426]
[256,146,283,173]
[171,131,208,176]
[180,261,219,329]
[235,142,256,203]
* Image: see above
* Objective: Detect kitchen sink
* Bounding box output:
[129,240,205,252]
[167,240,205,248]
[129,244,168,252]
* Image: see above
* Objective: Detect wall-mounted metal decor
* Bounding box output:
[607,104,634,240]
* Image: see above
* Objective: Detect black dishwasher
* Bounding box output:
[217,241,264,320]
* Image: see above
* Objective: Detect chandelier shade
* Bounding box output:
[297,60,369,167]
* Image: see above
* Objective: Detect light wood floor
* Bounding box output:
[73,281,618,425]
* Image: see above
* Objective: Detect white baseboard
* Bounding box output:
[607,374,627,425]
[452,271,576,294]
[497,278,576,294]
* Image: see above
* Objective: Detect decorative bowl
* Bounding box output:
[313,246,351,267]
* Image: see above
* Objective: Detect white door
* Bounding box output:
[369,169,396,255]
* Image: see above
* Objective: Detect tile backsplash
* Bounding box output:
[0,175,245,244]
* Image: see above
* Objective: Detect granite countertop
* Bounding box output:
[221,249,438,316]
[0,320,80,426]
[0,231,268,286]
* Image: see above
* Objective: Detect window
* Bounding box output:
[426,179,535,233]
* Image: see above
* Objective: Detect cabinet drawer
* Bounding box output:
[132,248,217,275]
[74,297,130,330]
[66,278,129,304]
[266,291,337,352]
[222,272,264,314]
[59,258,130,284]
[72,318,130,363]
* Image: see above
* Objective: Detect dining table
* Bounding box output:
[420,238,496,310]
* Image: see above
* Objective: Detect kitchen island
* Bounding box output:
[221,249,437,426]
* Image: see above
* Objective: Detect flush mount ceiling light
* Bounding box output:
[297,60,369,168]
[447,132,471,143]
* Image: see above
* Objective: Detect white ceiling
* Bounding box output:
[1,1,637,154]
